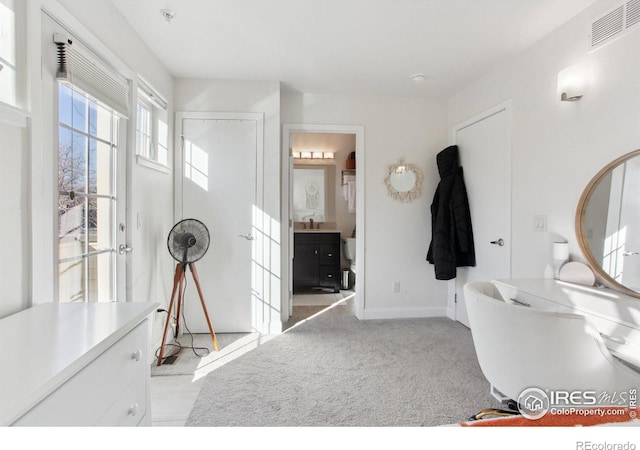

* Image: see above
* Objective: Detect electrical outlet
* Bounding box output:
[393,281,401,293]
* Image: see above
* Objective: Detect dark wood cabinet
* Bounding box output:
[293,232,341,293]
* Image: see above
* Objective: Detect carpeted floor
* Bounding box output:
[186,310,501,427]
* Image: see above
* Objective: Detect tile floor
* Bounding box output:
[150,289,355,426]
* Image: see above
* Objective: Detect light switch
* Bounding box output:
[533,215,547,232]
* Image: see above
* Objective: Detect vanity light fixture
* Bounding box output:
[558,63,588,102]
[292,151,335,159]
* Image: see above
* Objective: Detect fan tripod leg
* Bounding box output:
[189,263,220,352]
[157,263,185,366]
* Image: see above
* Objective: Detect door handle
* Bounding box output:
[623,251,639,256]
[490,238,504,246]
[118,244,133,255]
[238,233,255,241]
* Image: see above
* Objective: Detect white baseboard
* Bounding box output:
[361,306,448,320]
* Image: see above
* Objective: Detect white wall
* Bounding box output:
[282,93,449,318]
[0,121,29,318]
[447,0,640,279]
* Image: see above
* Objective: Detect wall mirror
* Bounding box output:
[384,158,423,203]
[293,165,336,224]
[576,148,640,298]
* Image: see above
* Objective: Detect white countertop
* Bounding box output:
[0,301,158,425]
[294,229,341,233]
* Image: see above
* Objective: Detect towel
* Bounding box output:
[347,181,356,213]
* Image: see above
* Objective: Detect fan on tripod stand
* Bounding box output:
[157,218,219,366]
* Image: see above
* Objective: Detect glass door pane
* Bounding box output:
[57,83,120,303]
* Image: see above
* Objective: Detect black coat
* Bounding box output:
[426,145,476,280]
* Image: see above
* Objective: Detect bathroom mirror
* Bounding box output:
[384,159,423,203]
[576,148,640,298]
[293,165,336,224]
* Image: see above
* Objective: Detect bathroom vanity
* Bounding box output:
[293,231,341,293]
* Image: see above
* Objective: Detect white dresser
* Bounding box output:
[493,278,640,370]
[0,301,158,426]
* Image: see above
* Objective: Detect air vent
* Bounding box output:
[626,0,640,28]
[591,1,640,49]
[591,5,624,47]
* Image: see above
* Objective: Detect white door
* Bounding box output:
[452,103,511,327]
[56,80,128,303]
[177,113,263,333]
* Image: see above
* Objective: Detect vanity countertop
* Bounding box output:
[294,229,340,233]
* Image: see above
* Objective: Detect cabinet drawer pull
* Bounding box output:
[327,253,333,257]
[128,403,139,416]
[327,274,333,278]
[131,350,142,361]
[510,298,531,307]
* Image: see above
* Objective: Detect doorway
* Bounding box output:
[175,112,264,333]
[451,101,512,327]
[282,124,365,326]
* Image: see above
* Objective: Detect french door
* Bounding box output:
[57,82,127,302]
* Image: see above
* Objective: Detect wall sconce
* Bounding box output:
[558,63,589,102]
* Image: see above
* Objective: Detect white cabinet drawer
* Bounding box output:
[494,284,562,311]
[96,372,148,426]
[14,319,149,426]
[582,314,640,369]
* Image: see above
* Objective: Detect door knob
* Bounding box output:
[118,244,133,255]
[490,238,504,246]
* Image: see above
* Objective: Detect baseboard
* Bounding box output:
[361,306,448,320]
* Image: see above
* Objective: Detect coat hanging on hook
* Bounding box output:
[426,145,476,280]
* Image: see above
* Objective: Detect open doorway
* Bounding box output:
[282,124,365,329]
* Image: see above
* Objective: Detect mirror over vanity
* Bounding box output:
[575,149,640,298]
[292,165,336,226]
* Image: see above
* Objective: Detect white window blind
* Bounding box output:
[137,76,167,111]
[54,33,130,116]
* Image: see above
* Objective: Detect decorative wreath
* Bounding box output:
[384,158,424,203]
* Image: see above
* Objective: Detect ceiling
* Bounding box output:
[110,0,598,99]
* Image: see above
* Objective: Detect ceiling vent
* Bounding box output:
[591,1,640,50]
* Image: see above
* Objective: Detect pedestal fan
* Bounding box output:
[157,218,219,366]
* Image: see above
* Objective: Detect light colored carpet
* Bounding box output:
[186,311,501,427]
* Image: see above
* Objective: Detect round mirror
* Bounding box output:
[576,149,640,298]
[384,159,423,203]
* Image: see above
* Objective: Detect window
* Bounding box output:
[136,78,169,170]
[136,100,151,159]
[0,0,17,106]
